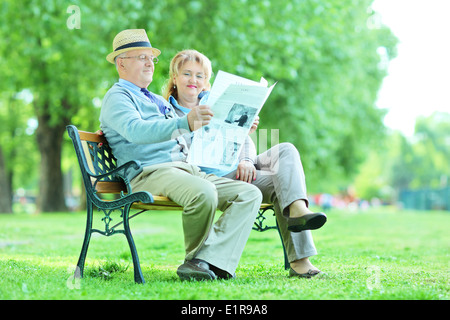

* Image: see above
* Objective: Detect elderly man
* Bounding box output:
[100,29,262,281]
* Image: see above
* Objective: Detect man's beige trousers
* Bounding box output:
[131,162,262,275]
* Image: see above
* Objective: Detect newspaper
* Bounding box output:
[187,70,276,170]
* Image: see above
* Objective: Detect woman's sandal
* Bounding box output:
[289,267,322,278]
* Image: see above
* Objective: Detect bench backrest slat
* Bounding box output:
[67,125,128,195]
[78,130,107,144]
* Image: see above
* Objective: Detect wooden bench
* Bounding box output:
[66,124,288,283]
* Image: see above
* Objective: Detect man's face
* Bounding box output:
[117,49,156,88]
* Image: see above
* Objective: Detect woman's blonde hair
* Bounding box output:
[162,49,213,100]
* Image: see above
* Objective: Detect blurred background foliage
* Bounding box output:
[0,0,448,213]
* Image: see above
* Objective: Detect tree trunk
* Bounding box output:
[35,112,68,213]
[0,146,13,214]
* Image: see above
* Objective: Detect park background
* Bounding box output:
[1,0,449,213]
[0,0,448,300]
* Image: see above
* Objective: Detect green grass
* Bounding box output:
[0,207,448,300]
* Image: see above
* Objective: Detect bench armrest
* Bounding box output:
[96,189,154,209]
[91,160,141,191]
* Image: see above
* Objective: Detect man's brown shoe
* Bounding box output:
[177,259,217,281]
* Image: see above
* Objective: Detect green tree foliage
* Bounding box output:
[1,0,140,211]
[408,112,450,189]
[0,0,397,211]
[353,112,450,201]
[387,113,450,193]
[142,0,397,192]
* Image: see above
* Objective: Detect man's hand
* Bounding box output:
[249,115,259,134]
[236,160,257,183]
[187,105,214,131]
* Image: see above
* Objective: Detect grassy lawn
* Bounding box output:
[0,206,448,300]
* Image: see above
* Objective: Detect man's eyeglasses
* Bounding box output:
[119,54,159,64]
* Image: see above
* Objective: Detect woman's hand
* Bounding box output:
[236,160,257,183]
[95,130,104,147]
[249,115,259,134]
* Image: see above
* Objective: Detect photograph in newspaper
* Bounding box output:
[224,103,258,129]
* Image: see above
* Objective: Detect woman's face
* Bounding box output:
[174,61,208,103]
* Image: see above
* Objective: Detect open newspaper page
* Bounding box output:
[206,70,268,106]
[187,71,276,170]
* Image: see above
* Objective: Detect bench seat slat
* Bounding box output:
[99,190,273,211]
[94,171,273,210]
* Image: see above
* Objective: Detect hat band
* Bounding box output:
[114,41,152,52]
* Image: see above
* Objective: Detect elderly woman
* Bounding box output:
[162,49,327,278]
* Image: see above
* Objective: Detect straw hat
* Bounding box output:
[106,29,161,64]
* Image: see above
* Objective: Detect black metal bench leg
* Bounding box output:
[122,205,145,284]
[77,201,93,277]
